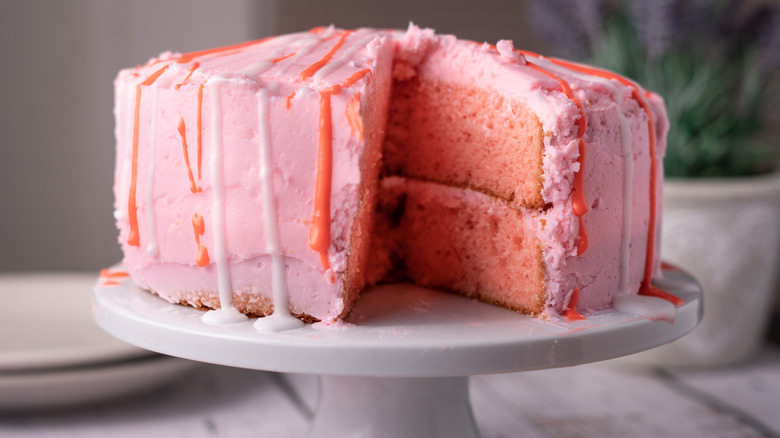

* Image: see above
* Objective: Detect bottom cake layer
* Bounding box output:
[368,177,548,315]
[129,256,346,323]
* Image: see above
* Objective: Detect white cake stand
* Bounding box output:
[93,269,701,438]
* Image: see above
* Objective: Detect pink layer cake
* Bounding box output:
[112,25,671,326]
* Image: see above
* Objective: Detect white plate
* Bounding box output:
[0,354,199,411]
[0,273,150,372]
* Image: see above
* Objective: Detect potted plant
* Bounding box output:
[529,0,780,366]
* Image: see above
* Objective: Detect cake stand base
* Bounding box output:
[310,376,477,438]
[93,268,701,438]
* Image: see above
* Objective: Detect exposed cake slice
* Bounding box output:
[371,27,668,317]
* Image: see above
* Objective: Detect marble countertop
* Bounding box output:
[2,346,778,438]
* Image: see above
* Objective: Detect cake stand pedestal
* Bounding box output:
[93,270,701,438]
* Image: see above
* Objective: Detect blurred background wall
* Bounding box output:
[0,0,545,272]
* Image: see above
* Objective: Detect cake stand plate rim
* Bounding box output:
[92,269,702,377]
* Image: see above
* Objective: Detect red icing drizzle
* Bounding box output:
[192,213,210,267]
[273,51,297,64]
[311,90,334,272]
[285,91,296,110]
[531,56,683,307]
[99,268,129,287]
[661,261,679,271]
[99,269,130,279]
[563,287,586,321]
[299,31,352,80]
[178,117,202,193]
[327,68,371,94]
[128,64,170,247]
[175,62,200,89]
[176,37,272,65]
[309,68,372,273]
[522,59,589,255]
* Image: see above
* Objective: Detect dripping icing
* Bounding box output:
[177,116,201,193]
[311,90,334,274]
[254,88,304,332]
[192,213,210,267]
[197,84,204,180]
[145,84,160,256]
[536,56,682,306]
[563,288,586,321]
[300,30,352,80]
[201,74,248,325]
[312,33,377,84]
[529,57,635,295]
[115,84,134,221]
[521,58,589,256]
[128,64,169,247]
[275,35,326,76]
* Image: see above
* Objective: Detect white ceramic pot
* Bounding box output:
[625,172,780,367]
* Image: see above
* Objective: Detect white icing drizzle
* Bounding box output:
[201,74,248,325]
[275,35,325,76]
[236,34,318,78]
[312,33,377,84]
[177,37,275,78]
[613,295,676,323]
[145,84,160,256]
[253,89,304,333]
[616,97,633,294]
[532,57,634,295]
[238,59,275,79]
[115,84,134,221]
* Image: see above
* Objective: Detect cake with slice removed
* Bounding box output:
[112,24,671,326]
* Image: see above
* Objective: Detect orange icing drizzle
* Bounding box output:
[661,261,678,271]
[309,26,329,34]
[128,64,170,247]
[196,84,204,180]
[563,287,586,321]
[171,36,273,89]
[176,37,272,65]
[346,92,363,141]
[99,268,129,287]
[299,31,352,80]
[192,213,210,267]
[327,68,372,94]
[178,117,202,193]
[285,91,296,110]
[310,90,333,271]
[522,59,589,255]
[536,57,682,306]
[273,52,297,64]
[308,68,372,271]
[175,62,200,89]
[99,269,130,279]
